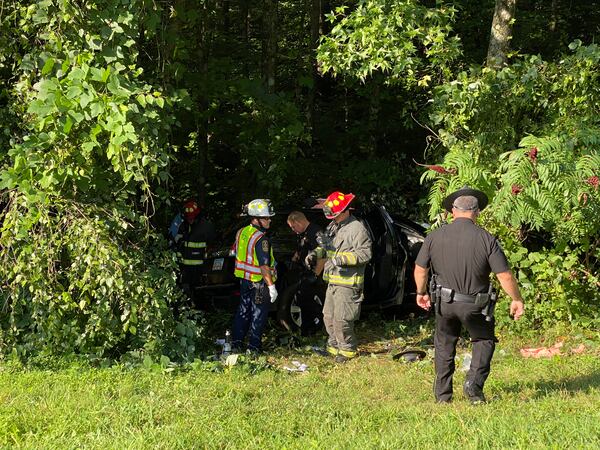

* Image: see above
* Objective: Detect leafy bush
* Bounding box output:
[422,43,600,329]
[0,0,202,360]
[317,0,461,87]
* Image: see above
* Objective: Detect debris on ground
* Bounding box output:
[520,341,563,358]
[223,354,239,366]
[283,360,308,372]
[393,349,427,363]
[459,352,472,372]
[312,346,329,356]
[571,343,586,354]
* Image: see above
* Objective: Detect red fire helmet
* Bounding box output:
[323,191,355,219]
[183,200,201,222]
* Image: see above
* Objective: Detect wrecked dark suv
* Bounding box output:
[194,204,426,330]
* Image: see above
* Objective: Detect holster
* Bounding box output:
[253,281,268,305]
[429,275,441,314]
[481,287,498,322]
[440,287,453,303]
[474,293,490,307]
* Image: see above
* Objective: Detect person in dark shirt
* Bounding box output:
[287,211,325,336]
[175,200,217,302]
[414,187,524,404]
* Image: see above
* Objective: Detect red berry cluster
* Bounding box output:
[511,184,523,195]
[587,176,599,190]
[527,147,538,162]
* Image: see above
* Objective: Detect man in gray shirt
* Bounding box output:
[414,187,524,404]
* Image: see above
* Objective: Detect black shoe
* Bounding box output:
[335,354,351,363]
[463,381,486,404]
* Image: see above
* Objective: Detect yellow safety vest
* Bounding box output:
[234,225,276,282]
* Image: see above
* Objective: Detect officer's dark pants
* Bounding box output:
[232,280,270,352]
[434,301,496,402]
[298,278,325,336]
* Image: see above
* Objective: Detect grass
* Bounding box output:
[1,315,599,449]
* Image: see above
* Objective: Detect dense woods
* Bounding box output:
[0,0,598,359]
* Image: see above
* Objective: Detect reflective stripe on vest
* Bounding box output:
[234,225,276,282]
[181,239,207,266]
[181,259,204,266]
[184,241,207,248]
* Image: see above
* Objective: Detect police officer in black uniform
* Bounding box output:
[287,211,325,336]
[414,187,525,404]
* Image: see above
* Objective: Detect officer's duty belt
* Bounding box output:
[439,287,477,303]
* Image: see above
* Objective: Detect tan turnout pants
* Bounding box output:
[322,284,363,356]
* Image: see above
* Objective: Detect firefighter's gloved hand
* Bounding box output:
[268,285,278,303]
[305,251,317,269]
[314,247,327,258]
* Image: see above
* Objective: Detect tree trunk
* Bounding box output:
[222,0,230,34]
[263,0,277,92]
[367,83,380,152]
[307,0,322,136]
[486,0,517,68]
[549,0,559,32]
[241,0,250,78]
[196,0,214,203]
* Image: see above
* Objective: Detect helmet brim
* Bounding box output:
[442,187,488,212]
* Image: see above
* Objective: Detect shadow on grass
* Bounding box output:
[501,371,600,398]
[199,303,437,355]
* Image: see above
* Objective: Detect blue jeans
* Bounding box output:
[232,279,270,351]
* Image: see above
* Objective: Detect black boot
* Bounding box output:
[463,381,486,404]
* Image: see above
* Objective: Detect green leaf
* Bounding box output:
[143,355,153,368]
[90,102,104,117]
[136,94,146,107]
[90,67,105,82]
[79,93,92,109]
[102,67,111,83]
[63,116,73,134]
[41,57,54,75]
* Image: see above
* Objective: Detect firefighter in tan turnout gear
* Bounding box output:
[306,192,372,363]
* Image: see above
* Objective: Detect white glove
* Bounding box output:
[268,285,278,303]
[305,251,317,269]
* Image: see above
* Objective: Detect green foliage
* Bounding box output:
[1,335,600,448]
[488,220,600,330]
[317,0,462,86]
[204,79,310,195]
[0,0,201,359]
[421,43,600,328]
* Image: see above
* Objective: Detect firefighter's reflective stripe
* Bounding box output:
[184,241,207,248]
[326,346,338,356]
[181,239,207,266]
[234,225,276,282]
[182,259,204,266]
[326,251,357,265]
[338,349,357,358]
[322,273,364,287]
[337,252,357,265]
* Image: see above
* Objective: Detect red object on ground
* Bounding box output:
[520,341,563,358]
